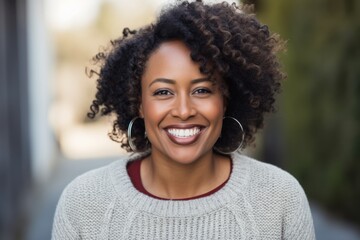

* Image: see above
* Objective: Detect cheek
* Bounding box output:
[140,98,171,134]
[140,90,154,118]
[142,100,169,118]
[199,97,225,119]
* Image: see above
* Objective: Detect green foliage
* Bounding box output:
[251,0,360,224]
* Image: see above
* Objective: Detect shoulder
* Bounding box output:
[63,161,116,198]
[245,155,308,209]
[234,154,304,197]
[54,156,130,226]
[232,153,309,217]
[57,162,116,218]
[52,154,149,238]
[232,154,315,239]
[60,153,138,202]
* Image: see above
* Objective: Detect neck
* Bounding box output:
[141,151,231,199]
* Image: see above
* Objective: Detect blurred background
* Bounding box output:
[0,0,359,239]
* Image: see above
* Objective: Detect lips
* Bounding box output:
[164,125,204,145]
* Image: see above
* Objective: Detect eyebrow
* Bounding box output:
[148,77,211,88]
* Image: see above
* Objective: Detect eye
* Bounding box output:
[153,89,173,96]
[193,88,212,95]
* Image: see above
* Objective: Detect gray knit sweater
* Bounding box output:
[52,153,315,239]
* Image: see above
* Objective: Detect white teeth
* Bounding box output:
[167,127,200,138]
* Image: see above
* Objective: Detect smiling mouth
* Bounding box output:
[167,127,201,138]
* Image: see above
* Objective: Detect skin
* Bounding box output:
[139,40,231,200]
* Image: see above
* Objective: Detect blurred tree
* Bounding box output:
[248,0,360,225]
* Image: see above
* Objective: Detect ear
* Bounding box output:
[223,97,228,115]
[139,103,144,118]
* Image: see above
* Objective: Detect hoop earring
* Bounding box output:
[214,116,245,155]
[127,117,148,152]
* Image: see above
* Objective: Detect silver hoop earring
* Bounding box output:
[127,117,147,152]
[214,116,245,155]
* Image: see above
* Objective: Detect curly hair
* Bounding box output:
[88,0,285,153]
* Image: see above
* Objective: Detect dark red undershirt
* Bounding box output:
[126,159,232,201]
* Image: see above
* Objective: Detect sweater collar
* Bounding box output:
[109,152,250,217]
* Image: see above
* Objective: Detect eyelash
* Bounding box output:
[153,88,212,96]
[193,88,212,95]
[153,89,173,96]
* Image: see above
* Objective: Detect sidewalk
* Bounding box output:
[25,157,360,240]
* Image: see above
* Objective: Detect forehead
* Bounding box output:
[151,40,191,58]
[141,40,204,82]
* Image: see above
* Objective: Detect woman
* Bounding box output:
[52,0,315,239]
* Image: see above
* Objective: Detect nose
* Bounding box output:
[171,93,196,120]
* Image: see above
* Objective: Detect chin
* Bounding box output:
[164,146,213,165]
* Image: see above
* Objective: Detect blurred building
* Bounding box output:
[0,0,56,239]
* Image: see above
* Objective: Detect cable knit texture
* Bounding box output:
[52,153,315,239]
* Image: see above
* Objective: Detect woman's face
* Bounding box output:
[140,41,225,164]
